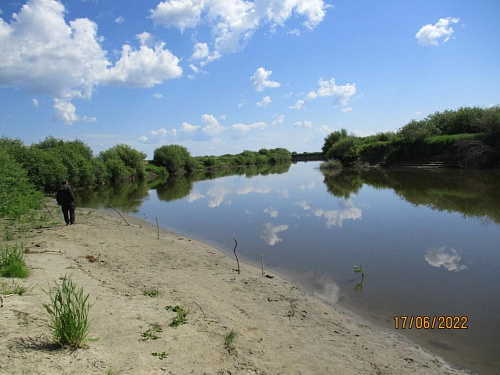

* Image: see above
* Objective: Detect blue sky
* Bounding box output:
[1,0,499,158]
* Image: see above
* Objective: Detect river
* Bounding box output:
[77,161,500,375]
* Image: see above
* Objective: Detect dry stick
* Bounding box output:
[233,237,240,274]
[0,294,14,308]
[106,202,130,226]
[43,203,54,220]
[193,301,205,317]
[261,255,264,276]
[156,217,160,240]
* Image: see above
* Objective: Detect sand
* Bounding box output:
[0,202,474,375]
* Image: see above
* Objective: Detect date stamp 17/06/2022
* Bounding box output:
[393,316,468,330]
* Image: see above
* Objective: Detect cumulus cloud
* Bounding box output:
[250,67,280,92]
[232,121,267,134]
[115,16,125,24]
[32,98,39,106]
[202,114,225,135]
[301,78,357,108]
[0,0,182,124]
[260,222,289,246]
[257,95,272,107]
[290,99,305,110]
[425,246,468,272]
[138,128,170,144]
[180,122,200,132]
[152,0,329,64]
[416,17,460,46]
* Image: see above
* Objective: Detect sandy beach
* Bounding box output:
[0,202,474,375]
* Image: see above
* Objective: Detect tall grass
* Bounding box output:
[0,243,29,278]
[43,276,91,348]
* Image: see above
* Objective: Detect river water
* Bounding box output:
[77,162,500,375]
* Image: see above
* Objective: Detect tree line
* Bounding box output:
[0,136,291,218]
[322,105,500,169]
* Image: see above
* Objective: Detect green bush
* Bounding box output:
[0,243,29,278]
[43,276,91,348]
[0,149,43,218]
[154,145,193,174]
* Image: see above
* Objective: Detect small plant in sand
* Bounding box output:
[0,242,29,278]
[224,329,238,354]
[43,275,91,348]
[141,324,163,341]
[151,351,168,360]
[142,287,159,297]
[3,230,13,241]
[165,305,188,327]
[0,280,30,295]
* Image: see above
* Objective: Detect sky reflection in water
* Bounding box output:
[79,162,500,375]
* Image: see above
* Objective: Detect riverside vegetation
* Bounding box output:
[322,105,500,169]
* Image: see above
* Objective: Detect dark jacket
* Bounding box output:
[56,185,75,207]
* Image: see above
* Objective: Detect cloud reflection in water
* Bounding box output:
[260,222,289,246]
[425,246,468,272]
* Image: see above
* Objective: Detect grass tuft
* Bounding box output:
[43,276,91,349]
[224,329,238,354]
[0,243,29,278]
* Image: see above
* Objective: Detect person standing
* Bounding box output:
[56,180,76,225]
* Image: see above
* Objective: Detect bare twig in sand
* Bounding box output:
[106,202,130,226]
[156,217,160,240]
[193,301,205,316]
[261,255,264,276]
[233,238,240,274]
[43,203,54,220]
[0,294,15,308]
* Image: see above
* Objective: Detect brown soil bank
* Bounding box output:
[0,203,474,375]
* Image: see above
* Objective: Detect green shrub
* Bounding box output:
[0,243,29,278]
[154,145,193,174]
[43,276,91,348]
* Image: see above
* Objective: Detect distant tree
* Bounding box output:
[153,145,193,174]
[99,144,147,183]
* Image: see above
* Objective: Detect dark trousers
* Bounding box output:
[61,205,75,224]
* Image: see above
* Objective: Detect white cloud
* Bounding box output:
[52,98,78,124]
[341,107,352,112]
[316,124,333,133]
[425,246,468,272]
[180,122,200,132]
[250,67,280,92]
[295,120,312,128]
[32,98,39,106]
[272,114,285,125]
[310,78,356,105]
[139,127,170,144]
[191,42,209,59]
[416,17,460,46]
[290,99,305,109]
[202,114,225,135]
[260,222,289,246]
[114,16,125,24]
[0,0,182,124]
[257,95,272,107]
[232,121,267,134]
[152,0,328,66]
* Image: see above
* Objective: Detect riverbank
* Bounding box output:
[0,202,474,375]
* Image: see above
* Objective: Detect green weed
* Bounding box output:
[0,243,29,278]
[151,352,168,360]
[140,324,162,340]
[165,305,188,327]
[142,288,159,297]
[3,230,13,241]
[224,329,238,354]
[43,276,91,349]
